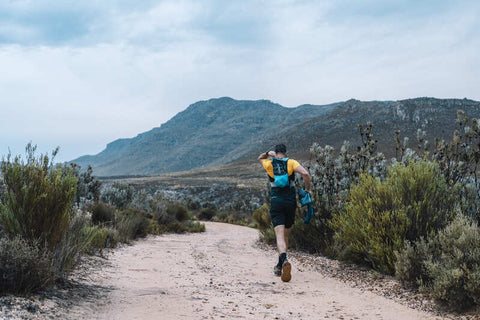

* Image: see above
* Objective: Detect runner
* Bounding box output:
[258,144,311,282]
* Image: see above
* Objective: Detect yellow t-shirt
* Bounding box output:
[262,158,300,179]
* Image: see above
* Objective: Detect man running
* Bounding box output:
[258,144,311,282]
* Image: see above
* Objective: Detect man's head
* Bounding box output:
[274,144,287,155]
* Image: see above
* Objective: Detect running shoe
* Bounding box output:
[281,259,291,282]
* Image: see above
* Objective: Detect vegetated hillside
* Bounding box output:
[72,97,480,176]
[101,160,268,215]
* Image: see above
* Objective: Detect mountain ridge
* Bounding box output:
[71,97,480,176]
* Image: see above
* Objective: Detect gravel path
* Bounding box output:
[56,222,444,320]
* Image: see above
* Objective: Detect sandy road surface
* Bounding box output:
[66,222,441,320]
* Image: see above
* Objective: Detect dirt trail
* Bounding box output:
[66,222,441,320]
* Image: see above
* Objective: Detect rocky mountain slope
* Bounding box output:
[71,97,480,176]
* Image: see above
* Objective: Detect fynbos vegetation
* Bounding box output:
[0,144,204,295]
[0,145,82,293]
[254,111,480,311]
[0,144,77,250]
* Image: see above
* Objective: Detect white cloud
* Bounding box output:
[0,0,479,162]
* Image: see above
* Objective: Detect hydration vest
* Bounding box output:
[268,158,295,188]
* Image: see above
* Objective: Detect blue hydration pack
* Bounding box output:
[271,158,291,188]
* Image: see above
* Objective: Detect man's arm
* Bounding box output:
[258,151,275,165]
[295,165,311,194]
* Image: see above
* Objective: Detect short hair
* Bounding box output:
[274,144,287,154]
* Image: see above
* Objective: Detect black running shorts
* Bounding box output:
[270,200,296,228]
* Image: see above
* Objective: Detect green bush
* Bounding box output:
[116,208,150,243]
[103,227,119,248]
[146,219,163,235]
[0,213,95,294]
[198,207,216,221]
[168,220,205,233]
[395,237,438,286]
[152,199,175,226]
[86,225,119,254]
[54,212,96,276]
[253,204,330,252]
[252,204,275,244]
[423,214,480,310]
[148,198,204,234]
[89,202,116,225]
[212,210,252,226]
[331,160,452,274]
[0,144,78,249]
[213,210,228,222]
[185,221,205,233]
[289,217,335,254]
[166,220,188,233]
[167,203,190,222]
[85,225,107,252]
[388,160,453,241]
[185,199,201,211]
[0,236,54,294]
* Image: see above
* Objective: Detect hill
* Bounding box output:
[71,97,337,175]
[71,97,480,176]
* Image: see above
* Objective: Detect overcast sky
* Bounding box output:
[1,0,479,162]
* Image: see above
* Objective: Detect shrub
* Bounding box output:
[307,124,388,253]
[252,204,275,244]
[167,220,188,233]
[129,189,152,211]
[331,172,406,273]
[153,209,174,226]
[146,219,163,235]
[151,197,174,225]
[86,226,119,254]
[212,210,252,226]
[0,179,6,203]
[0,144,78,249]
[70,164,101,208]
[331,160,453,274]
[103,228,119,248]
[252,204,270,229]
[99,183,134,209]
[54,211,96,276]
[423,214,480,310]
[0,236,54,294]
[430,111,480,220]
[167,203,190,222]
[116,208,150,243]
[186,199,201,211]
[395,237,437,286]
[289,217,335,254]
[150,198,199,231]
[185,221,205,233]
[198,207,216,221]
[389,160,453,241]
[169,220,205,233]
[86,226,108,253]
[89,202,116,225]
[213,210,228,222]
[305,114,480,256]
